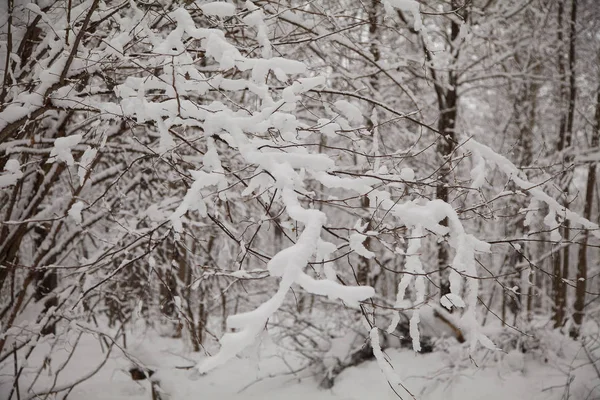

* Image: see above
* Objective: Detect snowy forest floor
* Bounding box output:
[2,320,600,400]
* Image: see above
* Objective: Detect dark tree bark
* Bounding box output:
[356,0,380,287]
[430,0,466,298]
[553,0,577,329]
[571,78,599,338]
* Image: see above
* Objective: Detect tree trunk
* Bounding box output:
[571,78,599,338]
[356,0,380,287]
[553,0,577,329]
[432,0,464,298]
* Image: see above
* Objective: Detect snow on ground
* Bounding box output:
[1,323,599,400]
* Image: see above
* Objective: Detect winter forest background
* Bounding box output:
[1,0,600,399]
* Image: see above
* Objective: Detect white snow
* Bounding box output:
[400,167,415,181]
[170,170,225,233]
[199,2,236,17]
[295,272,374,308]
[1,317,599,400]
[0,159,23,188]
[504,349,526,373]
[243,1,271,59]
[385,0,423,31]
[68,201,85,224]
[369,327,409,397]
[349,232,375,259]
[78,146,97,186]
[49,134,83,165]
[333,100,363,123]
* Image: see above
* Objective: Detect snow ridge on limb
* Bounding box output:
[387,225,425,352]
[312,171,494,352]
[196,188,374,374]
[383,0,423,31]
[464,137,600,239]
[370,328,415,399]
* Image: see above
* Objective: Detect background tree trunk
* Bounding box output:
[553,0,577,329]
[571,75,599,337]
